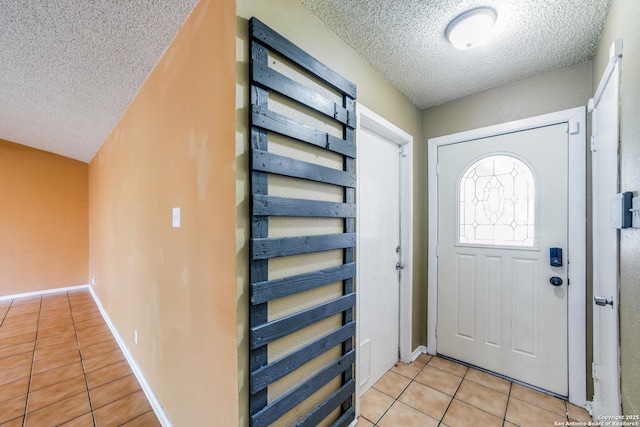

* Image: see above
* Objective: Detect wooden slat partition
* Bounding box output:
[248,17,357,427]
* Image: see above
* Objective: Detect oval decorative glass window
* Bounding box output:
[459,154,536,247]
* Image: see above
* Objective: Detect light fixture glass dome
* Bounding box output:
[446,7,497,50]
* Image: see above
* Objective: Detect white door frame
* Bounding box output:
[356,103,414,384]
[588,38,623,417]
[427,107,587,406]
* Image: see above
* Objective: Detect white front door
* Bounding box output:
[437,124,569,396]
[357,122,401,394]
[590,41,622,417]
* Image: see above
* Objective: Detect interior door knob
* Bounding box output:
[549,276,563,286]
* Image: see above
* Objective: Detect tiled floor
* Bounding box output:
[0,290,160,426]
[359,354,592,427]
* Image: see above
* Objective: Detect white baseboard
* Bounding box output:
[87,286,173,427]
[0,284,90,302]
[411,345,429,361]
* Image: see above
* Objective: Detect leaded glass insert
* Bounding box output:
[459,154,535,247]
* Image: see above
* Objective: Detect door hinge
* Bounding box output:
[591,135,597,152]
[436,163,440,175]
[592,362,599,380]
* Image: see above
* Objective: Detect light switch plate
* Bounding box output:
[172,207,180,228]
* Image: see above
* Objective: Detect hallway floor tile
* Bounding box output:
[0,290,160,426]
[359,354,592,427]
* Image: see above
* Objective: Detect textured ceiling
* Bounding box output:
[299,0,612,109]
[0,1,198,162]
[0,1,611,162]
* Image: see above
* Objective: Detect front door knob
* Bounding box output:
[549,276,563,286]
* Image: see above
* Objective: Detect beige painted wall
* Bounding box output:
[0,139,88,295]
[88,0,238,425]
[593,0,640,415]
[422,61,592,139]
[236,0,423,424]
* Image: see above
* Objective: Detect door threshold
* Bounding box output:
[437,353,569,401]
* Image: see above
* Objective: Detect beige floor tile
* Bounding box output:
[78,330,114,350]
[442,399,503,427]
[427,357,468,377]
[0,377,29,404]
[455,379,508,417]
[0,416,24,427]
[510,383,567,416]
[82,349,125,373]
[356,416,375,426]
[414,365,462,396]
[373,370,412,398]
[378,401,439,427]
[86,360,134,390]
[0,394,27,424]
[32,349,81,375]
[34,341,79,360]
[30,362,85,391]
[75,324,110,341]
[398,381,451,421]
[58,412,94,426]
[360,388,394,424]
[90,374,142,409]
[391,361,425,380]
[0,332,36,350]
[74,317,106,331]
[0,351,33,372]
[71,309,102,324]
[120,411,161,426]
[0,342,33,364]
[93,390,152,426]
[27,375,87,412]
[464,368,511,394]
[568,402,591,422]
[35,332,77,350]
[416,353,432,364]
[0,363,31,387]
[25,392,91,426]
[79,338,119,360]
[506,397,567,427]
[36,325,75,340]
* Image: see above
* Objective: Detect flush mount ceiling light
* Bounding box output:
[446,7,497,50]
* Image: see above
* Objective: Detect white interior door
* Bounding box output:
[437,124,569,396]
[590,41,622,417]
[357,125,401,394]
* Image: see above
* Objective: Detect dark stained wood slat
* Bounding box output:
[250,321,355,393]
[332,406,357,427]
[298,380,355,427]
[249,17,357,99]
[252,195,356,218]
[249,293,356,349]
[251,105,355,158]
[251,262,356,304]
[251,233,356,260]
[250,350,355,427]
[248,40,270,416]
[252,150,356,188]
[251,58,356,129]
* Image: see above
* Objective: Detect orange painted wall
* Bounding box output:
[0,139,88,295]
[87,0,237,425]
